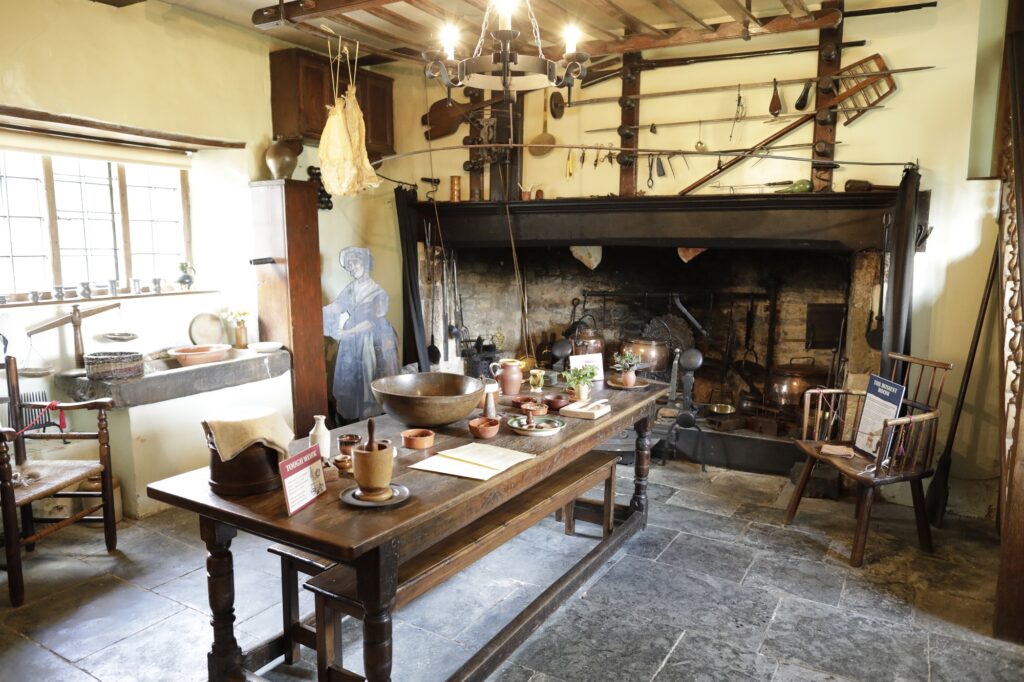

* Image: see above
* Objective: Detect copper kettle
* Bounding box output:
[620,338,669,372]
[573,326,606,358]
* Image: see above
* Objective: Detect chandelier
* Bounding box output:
[422,0,589,104]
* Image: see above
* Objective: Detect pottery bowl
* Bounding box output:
[337,433,361,457]
[543,394,572,411]
[371,372,485,427]
[508,395,535,409]
[468,417,500,439]
[167,344,232,367]
[401,429,435,449]
[521,402,548,418]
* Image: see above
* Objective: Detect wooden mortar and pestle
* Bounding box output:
[352,418,395,502]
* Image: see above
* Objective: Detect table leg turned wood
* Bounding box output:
[632,410,653,519]
[356,539,399,682]
[199,516,244,682]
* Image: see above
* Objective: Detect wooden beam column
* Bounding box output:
[467,88,485,201]
[810,0,844,192]
[619,52,641,196]
[489,95,524,202]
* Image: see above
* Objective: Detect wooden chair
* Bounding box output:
[784,353,952,567]
[1,355,117,606]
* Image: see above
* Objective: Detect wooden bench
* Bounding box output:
[285,450,618,679]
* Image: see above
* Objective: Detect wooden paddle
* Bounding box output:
[422,95,505,141]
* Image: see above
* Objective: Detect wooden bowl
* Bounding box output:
[543,394,571,411]
[468,417,500,439]
[401,428,435,449]
[370,372,484,427]
[508,395,535,409]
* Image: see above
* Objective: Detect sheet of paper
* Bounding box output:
[436,443,535,470]
[409,455,503,481]
[569,352,605,381]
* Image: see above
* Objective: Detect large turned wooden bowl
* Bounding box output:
[371,373,485,427]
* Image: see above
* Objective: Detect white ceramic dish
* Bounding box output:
[167,343,232,367]
[248,341,284,353]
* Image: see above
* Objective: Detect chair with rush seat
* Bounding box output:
[784,353,952,567]
[1,355,117,606]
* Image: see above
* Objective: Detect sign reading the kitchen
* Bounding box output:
[854,374,906,457]
[278,445,327,516]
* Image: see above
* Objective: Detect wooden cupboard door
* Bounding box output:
[360,73,395,158]
[298,56,332,139]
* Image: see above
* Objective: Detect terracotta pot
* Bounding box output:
[490,359,524,396]
[352,443,394,501]
[266,137,299,180]
[620,369,637,387]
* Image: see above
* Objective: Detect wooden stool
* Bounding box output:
[268,544,340,664]
[304,451,621,680]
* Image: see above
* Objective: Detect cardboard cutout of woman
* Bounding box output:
[323,247,400,420]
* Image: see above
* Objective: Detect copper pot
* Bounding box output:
[621,338,669,372]
[768,357,828,408]
[572,327,605,358]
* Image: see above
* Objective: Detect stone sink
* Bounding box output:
[55,349,291,408]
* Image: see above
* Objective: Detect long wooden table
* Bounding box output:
[147,382,667,681]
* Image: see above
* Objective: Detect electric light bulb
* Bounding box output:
[493,0,516,31]
[440,23,459,60]
[563,24,581,55]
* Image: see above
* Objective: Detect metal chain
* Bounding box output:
[473,5,491,58]
[524,0,544,56]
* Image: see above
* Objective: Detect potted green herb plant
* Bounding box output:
[611,349,641,387]
[561,364,597,402]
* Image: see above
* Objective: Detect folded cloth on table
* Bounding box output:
[204,406,294,462]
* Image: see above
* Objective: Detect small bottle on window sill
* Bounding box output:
[234,319,248,349]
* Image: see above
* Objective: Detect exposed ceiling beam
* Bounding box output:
[404,0,459,23]
[324,11,432,52]
[292,19,419,63]
[779,0,813,20]
[365,6,430,36]
[253,0,394,28]
[531,0,623,41]
[712,0,764,27]
[592,0,670,36]
[579,7,842,56]
[457,0,562,44]
[653,0,713,31]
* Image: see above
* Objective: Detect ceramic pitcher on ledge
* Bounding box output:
[490,358,524,396]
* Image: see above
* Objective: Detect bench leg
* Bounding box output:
[850,486,875,567]
[603,470,616,539]
[314,598,345,682]
[281,557,301,664]
[562,502,575,536]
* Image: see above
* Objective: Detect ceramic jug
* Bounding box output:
[308,415,331,462]
[489,359,524,396]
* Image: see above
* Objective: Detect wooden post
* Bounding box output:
[199,516,244,681]
[619,52,641,196]
[467,88,485,200]
[810,0,844,192]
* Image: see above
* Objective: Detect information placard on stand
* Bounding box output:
[278,445,327,516]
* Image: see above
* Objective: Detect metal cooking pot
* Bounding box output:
[620,338,669,372]
[573,327,605,357]
[768,357,829,408]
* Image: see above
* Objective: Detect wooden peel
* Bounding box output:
[769,79,782,117]
[422,96,504,141]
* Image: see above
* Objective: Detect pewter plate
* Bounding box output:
[339,484,411,509]
[507,415,565,437]
[189,313,227,345]
[104,332,138,342]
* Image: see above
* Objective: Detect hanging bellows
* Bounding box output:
[319,82,380,196]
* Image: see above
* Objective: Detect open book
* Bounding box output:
[409,443,536,481]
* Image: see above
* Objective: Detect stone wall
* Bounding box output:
[443,246,860,392]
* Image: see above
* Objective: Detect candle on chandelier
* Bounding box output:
[563,24,580,55]
[440,23,458,60]
[494,0,515,31]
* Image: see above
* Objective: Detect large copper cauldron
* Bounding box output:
[620,338,669,372]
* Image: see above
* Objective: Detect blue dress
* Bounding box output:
[322,277,400,420]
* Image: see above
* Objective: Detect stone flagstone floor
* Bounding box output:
[1,460,1022,681]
